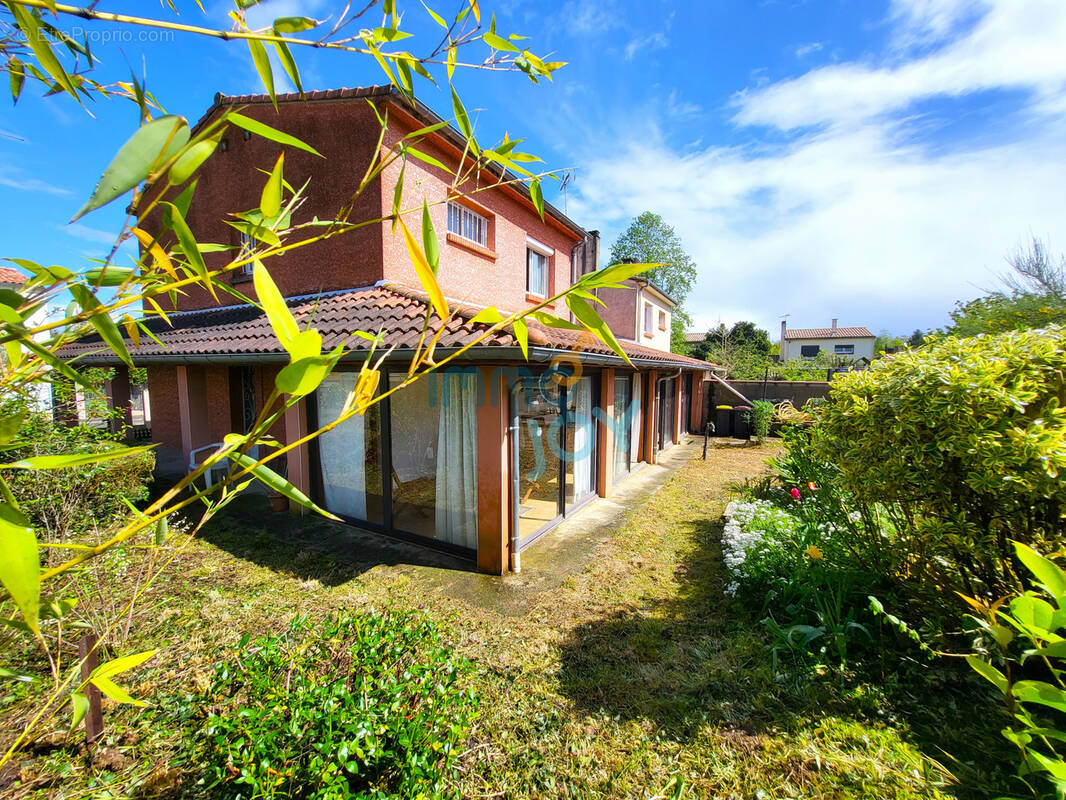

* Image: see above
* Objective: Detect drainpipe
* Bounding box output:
[509,417,522,573]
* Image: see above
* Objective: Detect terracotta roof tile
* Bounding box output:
[56,284,720,370]
[0,267,27,285]
[784,326,874,339]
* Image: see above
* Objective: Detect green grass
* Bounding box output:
[1,442,1016,799]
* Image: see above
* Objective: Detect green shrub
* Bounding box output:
[2,409,155,544]
[815,326,1066,599]
[748,400,773,439]
[178,610,478,799]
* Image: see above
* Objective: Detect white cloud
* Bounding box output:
[734,0,1066,131]
[794,42,823,58]
[568,0,1066,336]
[63,223,120,245]
[624,31,668,61]
[0,168,72,197]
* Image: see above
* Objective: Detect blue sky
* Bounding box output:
[2,0,1065,337]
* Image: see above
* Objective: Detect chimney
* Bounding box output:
[780,320,787,342]
[831,318,838,333]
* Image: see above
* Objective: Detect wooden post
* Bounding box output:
[78,634,104,744]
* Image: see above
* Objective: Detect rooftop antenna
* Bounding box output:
[559,169,576,214]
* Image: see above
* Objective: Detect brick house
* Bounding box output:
[61,86,719,574]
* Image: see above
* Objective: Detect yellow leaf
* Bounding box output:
[398,217,448,319]
[132,228,176,280]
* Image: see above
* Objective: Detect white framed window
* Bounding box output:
[834,344,855,355]
[527,248,549,297]
[447,200,487,246]
[643,303,653,334]
[658,310,667,331]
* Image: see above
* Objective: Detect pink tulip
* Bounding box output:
[790,487,802,501]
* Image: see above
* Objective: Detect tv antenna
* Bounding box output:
[559,169,576,214]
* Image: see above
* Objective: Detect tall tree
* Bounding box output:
[609,212,699,352]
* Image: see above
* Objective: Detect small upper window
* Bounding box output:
[447,200,487,246]
[834,344,855,355]
[527,248,549,297]
[643,303,654,334]
[658,310,667,331]
[237,231,257,276]
[800,344,821,358]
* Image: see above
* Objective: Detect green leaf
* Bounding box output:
[1011,595,1056,632]
[226,112,323,157]
[1015,542,1066,601]
[530,310,582,330]
[8,56,25,104]
[577,260,663,290]
[247,38,275,107]
[404,146,452,174]
[70,691,88,729]
[451,87,472,140]
[91,649,157,680]
[83,266,134,287]
[260,152,284,219]
[421,199,439,274]
[469,306,504,325]
[391,161,405,233]
[1015,680,1066,713]
[273,41,302,94]
[421,0,447,27]
[0,411,25,445]
[168,139,218,185]
[153,516,168,546]
[512,317,529,359]
[568,295,633,366]
[172,178,198,218]
[276,348,343,398]
[529,178,544,221]
[68,284,133,368]
[162,201,214,299]
[967,655,1008,693]
[72,116,190,221]
[0,503,39,635]
[398,217,448,319]
[223,439,338,519]
[273,16,317,33]
[483,31,518,52]
[1,445,153,470]
[9,4,78,100]
[89,674,146,706]
[252,258,299,351]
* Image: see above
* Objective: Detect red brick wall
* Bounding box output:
[595,283,637,341]
[147,100,386,312]
[379,107,583,314]
[147,366,181,452]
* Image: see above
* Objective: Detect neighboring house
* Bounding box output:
[683,331,709,346]
[779,319,875,362]
[597,276,675,353]
[59,86,720,575]
[0,267,53,413]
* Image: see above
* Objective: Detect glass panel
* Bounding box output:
[630,373,642,464]
[389,373,439,538]
[316,372,384,524]
[612,374,631,480]
[515,378,562,541]
[564,376,596,507]
[527,249,548,296]
[434,372,478,549]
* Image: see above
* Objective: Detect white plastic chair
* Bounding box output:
[188,442,259,488]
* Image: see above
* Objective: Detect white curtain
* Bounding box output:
[572,377,592,499]
[630,373,642,464]
[317,373,367,520]
[435,373,478,548]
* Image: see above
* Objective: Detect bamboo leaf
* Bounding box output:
[421,199,439,274]
[168,139,218,185]
[0,503,38,635]
[1,445,153,470]
[568,294,633,366]
[89,674,146,706]
[272,16,317,33]
[91,649,157,680]
[73,116,190,221]
[483,31,517,52]
[512,316,528,359]
[70,691,88,729]
[8,57,25,104]
[226,112,323,157]
[9,4,78,100]
[260,152,284,218]
[469,306,504,325]
[577,261,663,290]
[252,257,299,350]
[451,87,472,139]
[273,40,302,94]
[161,201,214,300]
[529,178,544,221]
[398,217,448,319]
[223,438,339,519]
[247,38,275,108]
[131,228,177,280]
[69,284,133,367]
[404,146,452,174]
[421,1,447,27]
[391,162,404,233]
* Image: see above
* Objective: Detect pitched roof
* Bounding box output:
[784,326,874,340]
[684,331,709,343]
[0,267,27,285]
[56,284,720,370]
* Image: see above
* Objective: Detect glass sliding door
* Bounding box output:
[657,377,676,452]
[315,371,384,524]
[388,372,478,549]
[515,378,563,543]
[612,374,632,480]
[564,376,596,508]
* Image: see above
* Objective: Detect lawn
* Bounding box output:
[2,440,1013,799]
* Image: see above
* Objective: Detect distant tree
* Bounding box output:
[609,212,698,353]
[947,237,1066,336]
[692,321,773,378]
[907,329,926,348]
[875,330,904,356]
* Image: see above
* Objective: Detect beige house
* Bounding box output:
[779,319,875,362]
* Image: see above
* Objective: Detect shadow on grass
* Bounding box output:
[555,516,1017,799]
[196,493,478,588]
